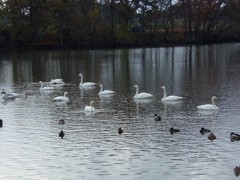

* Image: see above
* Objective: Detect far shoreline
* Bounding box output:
[1,37,240,52]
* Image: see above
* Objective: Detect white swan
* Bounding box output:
[84,101,95,112]
[39,81,55,91]
[134,85,153,99]
[161,86,184,101]
[79,73,97,87]
[53,91,69,101]
[50,79,65,85]
[98,84,115,95]
[197,96,219,110]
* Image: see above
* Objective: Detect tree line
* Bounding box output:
[0,0,240,49]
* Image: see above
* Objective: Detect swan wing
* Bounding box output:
[84,106,95,112]
[197,104,218,110]
[51,79,64,83]
[99,90,115,95]
[54,96,69,101]
[81,82,96,87]
[162,95,184,101]
[41,86,54,91]
[135,92,153,99]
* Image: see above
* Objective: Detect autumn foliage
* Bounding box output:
[0,0,239,48]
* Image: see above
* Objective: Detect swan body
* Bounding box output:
[39,81,55,91]
[54,91,69,101]
[84,101,95,112]
[98,84,115,95]
[133,85,153,99]
[197,96,219,110]
[50,79,65,85]
[79,74,97,87]
[161,86,184,101]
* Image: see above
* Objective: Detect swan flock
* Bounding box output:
[3,74,220,112]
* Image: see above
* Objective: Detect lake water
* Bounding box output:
[1,44,240,179]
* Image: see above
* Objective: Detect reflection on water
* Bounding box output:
[1,43,240,179]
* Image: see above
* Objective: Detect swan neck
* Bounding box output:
[212,98,217,108]
[80,75,83,85]
[90,102,94,110]
[163,88,167,98]
[135,86,139,96]
[99,85,103,93]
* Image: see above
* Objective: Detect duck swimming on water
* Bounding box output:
[59,130,65,139]
[230,132,240,141]
[118,128,123,134]
[200,127,211,134]
[170,127,180,134]
[59,119,65,125]
[154,114,161,121]
[208,132,216,141]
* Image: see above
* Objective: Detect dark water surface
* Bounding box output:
[1,44,240,179]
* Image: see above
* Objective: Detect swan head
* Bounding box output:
[79,73,83,77]
[90,101,94,105]
[161,86,166,89]
[64,91,68,95]
[134,85,138,88]
[212,96,217,100]
[99,84,103,88]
